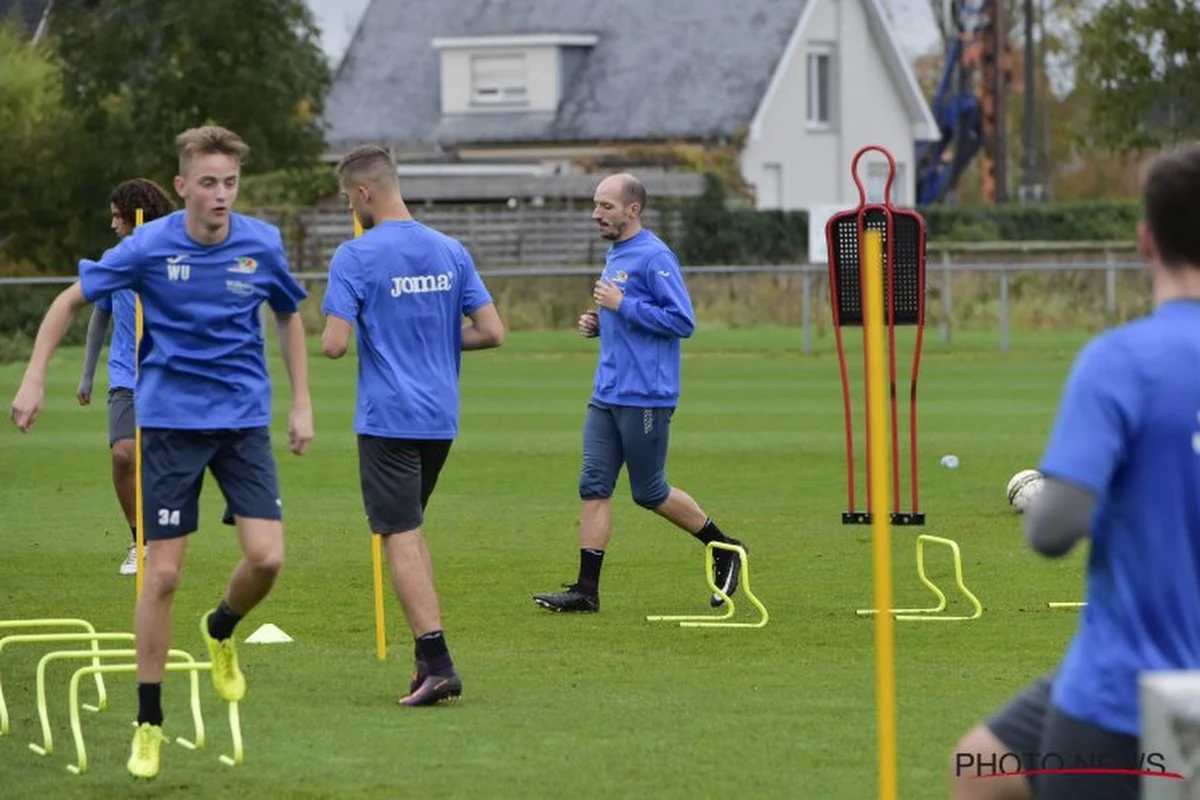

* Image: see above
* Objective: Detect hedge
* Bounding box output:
[671,175,1141,265]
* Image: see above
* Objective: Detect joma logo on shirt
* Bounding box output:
[391,272,452,297]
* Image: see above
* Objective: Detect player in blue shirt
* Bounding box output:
[320,145,504,707]
[77,178,176,576]
[533,173,745,613]
[10,126,314,780]
[951,143,1200,800]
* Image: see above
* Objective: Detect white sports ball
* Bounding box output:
[1006,469,1044,514]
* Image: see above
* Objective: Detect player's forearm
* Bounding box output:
[79,307,111,385]
[275,313,312,408]
[461,324,501,350]
[617,299,695,338]
[25,283,87,384]
[462,304,505,351]
[1025,477,1095,557]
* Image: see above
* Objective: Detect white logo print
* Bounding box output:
[643,409,654,435]
[166,254,191,281]
[226,280,254,297]
[391,272,453,298]
[1193,412,1200,455]
[658,270,671,277]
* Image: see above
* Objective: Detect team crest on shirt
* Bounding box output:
[614,271,628,284]
[228,257,258,274]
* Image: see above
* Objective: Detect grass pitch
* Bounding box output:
[0,324,1093,798]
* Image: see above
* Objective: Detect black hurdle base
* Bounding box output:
[842,512,926,526]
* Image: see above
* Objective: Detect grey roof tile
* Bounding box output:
[324,0,808,148]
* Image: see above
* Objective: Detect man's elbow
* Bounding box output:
[59,282,88,312]
[321,333,347,359]
[1026,529,1076,558]
[1024,512,1082,559]
[483,321,506,348]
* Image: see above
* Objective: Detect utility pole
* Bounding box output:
[979,0,1009,203]
[1021,0,1037,202]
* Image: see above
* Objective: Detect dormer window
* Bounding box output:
[432,33,599,114]
[470,54,528,106]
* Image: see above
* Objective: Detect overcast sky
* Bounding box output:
[307,0,372,65]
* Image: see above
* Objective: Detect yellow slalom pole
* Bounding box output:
[352,212,387,662]
[864,229,898,800]
[372,535,386,661]
[134,207,145,600]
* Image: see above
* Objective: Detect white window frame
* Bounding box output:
[470,53,529,107]
[806,45,835,129]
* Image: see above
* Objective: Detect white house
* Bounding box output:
[322,0,938,209]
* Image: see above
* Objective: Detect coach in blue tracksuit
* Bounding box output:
[533,173,745,613]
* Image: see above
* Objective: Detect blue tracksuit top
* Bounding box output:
[592,229,695,407]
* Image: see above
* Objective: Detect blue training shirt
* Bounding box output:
[1042,300,1200,736]
[94,289,137,391]
[78,210,308,430]
[593,229,695,407]
[321,220,493,439]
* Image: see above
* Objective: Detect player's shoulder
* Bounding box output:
[405,220,465,252]
[638,229,680,264]
[408,221,472,267]
[231,212,284,245]
[1070,322,1143,378]
[124,210,184,250]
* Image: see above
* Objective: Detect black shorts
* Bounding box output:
[140,427,282,540]
[357,435,452,535]
[107,388,136,446]
[985,669,1140,800]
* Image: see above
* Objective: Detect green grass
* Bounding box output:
[0,325,1094,798]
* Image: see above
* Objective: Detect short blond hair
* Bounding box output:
[175,125,250,174]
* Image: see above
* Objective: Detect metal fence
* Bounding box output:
[0,249,1150,356]
[269,206,688,273]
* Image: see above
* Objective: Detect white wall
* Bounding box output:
[741,0,920,210]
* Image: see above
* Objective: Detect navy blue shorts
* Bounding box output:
[140,427,282,540]
[578,401,673,508]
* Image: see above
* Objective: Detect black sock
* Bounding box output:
[415,631,454,676]
[130,525,138,544]
[137,682,163,726]
[576,548,605,595]
[206,600,243,641]
[693,518,730,545]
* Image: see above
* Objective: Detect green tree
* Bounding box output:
[48,0,332,191]
[1074,0,1200,152]
[0,21,94,269]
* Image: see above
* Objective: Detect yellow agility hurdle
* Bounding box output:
[646,541,769,629]
[856,534,983,621]
[66,662,244,775]
[0,631,136,736]
[0,619,112,720]
[30,647,205,757]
